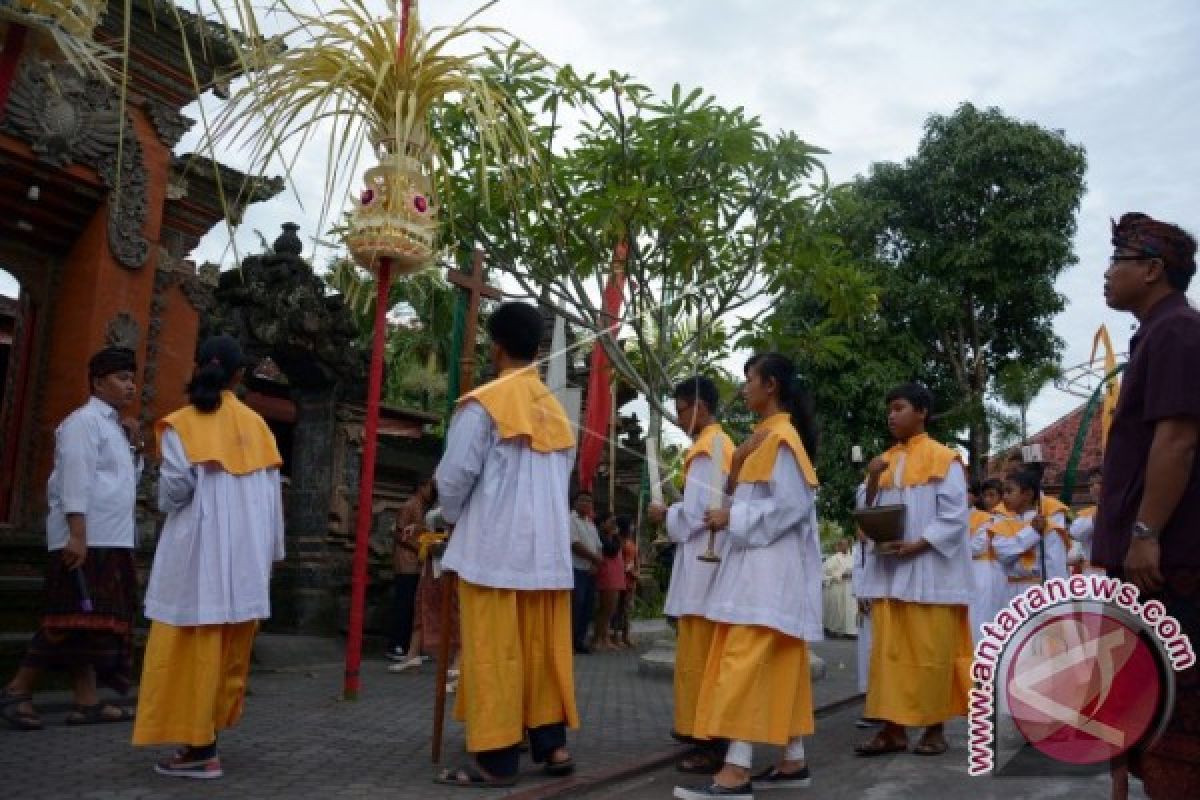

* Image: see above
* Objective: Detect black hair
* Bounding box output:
[486,302,543,361]
[615,514,634,539]
[672,375,720,416]
[1005,468,1042,499]
[572,490,594,504]
[981,478,1003,494]
[187,335,244,413]
[968,480,982,496]
[885,382,934,414]
[418,477,438,505]
[88,347,137,391]
[744,352,818,458]
[1086,467,1103,482]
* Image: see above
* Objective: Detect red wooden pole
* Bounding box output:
[343,257,393,699]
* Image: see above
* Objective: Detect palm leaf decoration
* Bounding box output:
[212,0,543,273]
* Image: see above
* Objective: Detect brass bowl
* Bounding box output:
[852,504,907,543]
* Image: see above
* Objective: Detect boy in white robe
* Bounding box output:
[648,375,733,775]
[855,383,973,758]
[433,302,578,789]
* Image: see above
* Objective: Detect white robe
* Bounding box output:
[704,447,823,642]
[144,429,285,626]
[437,401,575,590]
[663,452,728,619]
[851,541,871,694]
[822,551,856,636]
[968,513,1009,645]
[990,508,1069,603]
[1069,514,1095,562]
[856,460,974,605]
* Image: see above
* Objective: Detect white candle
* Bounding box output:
[647,440,663,505]
[851,445,863,463]
[709,436,724,511]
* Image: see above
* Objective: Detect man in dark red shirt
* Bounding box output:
[1093,212,1199,800]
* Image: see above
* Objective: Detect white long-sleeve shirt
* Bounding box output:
[1069,514,1095,561]
[704,447,824,641]
[143,428,285,625]
[990,508,1069,582]
[856,460,975,605]
[437,402,575,590]
[663,452,727,618]
[45,396,142,550]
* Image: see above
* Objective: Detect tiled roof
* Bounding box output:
[989,402,1105,488]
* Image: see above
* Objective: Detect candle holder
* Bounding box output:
[697,530,721,563]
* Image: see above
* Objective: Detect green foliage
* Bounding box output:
[993,360,1062,442]
[826,102,1087,475]
[324,258,458,410]
[431,55,869,427]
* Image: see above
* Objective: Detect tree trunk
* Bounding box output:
[967,394,991,482]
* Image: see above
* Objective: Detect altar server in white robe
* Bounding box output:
[133,335,284,780]
[648,376,733,774]
[1067,468,1103,574]
[433,302,579,790]
[855,382,973,759]
[674,353,822,800]
[990,468,1071,599]
[968,478,1008,644]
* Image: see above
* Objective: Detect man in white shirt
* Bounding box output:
[569,491,603,654]
[2,347,142,731]
[433,302,579,788]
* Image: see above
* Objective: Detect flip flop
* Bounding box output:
[913,736,948,756]
[0,690,42,731]
[65,703,133,725]
[434,764,518,788]
[544,754,576,777]
[854,733,907,757]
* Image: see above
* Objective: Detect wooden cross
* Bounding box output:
[447,246,502,395]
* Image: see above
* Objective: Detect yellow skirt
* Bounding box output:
[132,620,258,746]
[693,623,813,746]
[674,615,717,738]
[864,598,972,727]
[454,581,579,753]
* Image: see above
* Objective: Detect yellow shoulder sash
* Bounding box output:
[738,413,818,487]
[877,433,959,488]
[156,392,283,476]
[460,367,575,453]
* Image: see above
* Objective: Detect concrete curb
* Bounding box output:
[506,690,867,800]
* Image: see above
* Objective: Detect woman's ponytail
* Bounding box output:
[186,335,246,413]
[744,352,819,458]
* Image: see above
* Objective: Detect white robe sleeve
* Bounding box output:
[268,467,286,562]
[1069,515,1094,544]
[727,447,813,548]
[920,461,969,557]
[435,402,495,525]
[991,524,1041,564]
[969,527,992,558]
[157,428,197,513]
[666,453,714,545]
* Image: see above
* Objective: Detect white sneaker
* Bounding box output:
[385,646,407,662]
[387,655,424,673]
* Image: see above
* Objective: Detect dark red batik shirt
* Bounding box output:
[1093,292,1200,571]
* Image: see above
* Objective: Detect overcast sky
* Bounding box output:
[3,0,1197,438]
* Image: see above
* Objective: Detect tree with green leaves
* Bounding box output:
[994,360,1062,444]
[432,56,869,435]
[835,102,1087,476]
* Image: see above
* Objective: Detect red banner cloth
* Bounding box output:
[577,243,628,491]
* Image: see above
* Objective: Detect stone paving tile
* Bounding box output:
[0,638,859,799]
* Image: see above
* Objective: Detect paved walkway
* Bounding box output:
[0,634,860,799]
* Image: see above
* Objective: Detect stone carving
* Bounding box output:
[105,312,141,350]
[144,101,195,149]
[203,225,367,395]
[1,59,149,269]
[154,247,213,314]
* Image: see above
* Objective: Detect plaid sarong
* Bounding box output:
[20,547,137,694]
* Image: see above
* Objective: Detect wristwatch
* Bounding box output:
[1132,521,1159,541]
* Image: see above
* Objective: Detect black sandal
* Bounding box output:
[543,753,575,777]
[0,690,42,731]
[676,747,723,775]
[65,703,133,725]
[433,763,518,788]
